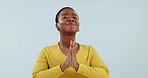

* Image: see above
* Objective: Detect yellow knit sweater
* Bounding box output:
[32,44,109,78]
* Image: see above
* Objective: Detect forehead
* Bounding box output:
[59,8,78,16]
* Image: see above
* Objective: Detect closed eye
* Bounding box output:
[73,16,78,19]
[62,15,69,19]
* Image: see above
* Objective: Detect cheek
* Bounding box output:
[59,20,67,25]
[77,21,80,25]
[59,17,67,23]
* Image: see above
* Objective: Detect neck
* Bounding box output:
[59,33,76,49]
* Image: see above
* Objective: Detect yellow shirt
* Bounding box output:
[32,44,109,78]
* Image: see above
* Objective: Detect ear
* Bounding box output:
[55,23,60,31]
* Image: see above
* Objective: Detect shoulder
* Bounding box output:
[42,43,58,49]
[79,44,96,50]
[79,44,97,54]
[39,43,58,53]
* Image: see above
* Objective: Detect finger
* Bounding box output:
[69,40,73,54]
[71,41,76,58]
[73,41,75,46]
[66,49,70,57]
[70,40,75,49]
[72,51,76,61]
[71,40,75,51]
[72,55,77,68]
[71,52,75,67]
[69,48,72,67]
[70,40,73,49]
[66,49,71,60]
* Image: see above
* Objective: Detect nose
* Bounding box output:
[67,18,74,22]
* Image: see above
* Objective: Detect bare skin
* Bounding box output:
[56,8,80,72]
[59,40,79,72]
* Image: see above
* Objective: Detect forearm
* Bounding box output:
[77,64,110,78]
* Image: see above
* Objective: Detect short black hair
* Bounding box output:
[55,7,75,23]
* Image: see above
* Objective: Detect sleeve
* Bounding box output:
[77,46,110,78]
[32,48,63,78]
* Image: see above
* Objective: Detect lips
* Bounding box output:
[66,22,76,27]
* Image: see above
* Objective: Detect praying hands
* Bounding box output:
[60,41,79,72]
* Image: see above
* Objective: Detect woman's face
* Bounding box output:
[56,8,79,33]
